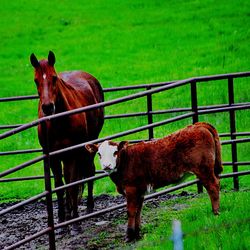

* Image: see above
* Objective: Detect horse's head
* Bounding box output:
[30,51,58,116]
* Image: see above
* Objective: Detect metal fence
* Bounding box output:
[0,71,250,249]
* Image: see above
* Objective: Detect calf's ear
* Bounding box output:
[118,141,128,151]
[85,144,98,153]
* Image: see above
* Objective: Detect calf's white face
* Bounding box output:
[98,141,118,173]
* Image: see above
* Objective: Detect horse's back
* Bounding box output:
[59,70,104,103]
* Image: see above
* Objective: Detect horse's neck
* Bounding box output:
[56,78,73,112]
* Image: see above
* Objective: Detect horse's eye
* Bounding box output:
[97,152,101,159]
[113,151,118,157]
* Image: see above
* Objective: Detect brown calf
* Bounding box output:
[86,122,223,242]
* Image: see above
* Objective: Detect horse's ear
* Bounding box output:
[30,53,39,68]
[48,51,56,66]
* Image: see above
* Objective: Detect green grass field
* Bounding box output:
[0,1,250,248]
[1,0,249,200]
[126,189,250,250]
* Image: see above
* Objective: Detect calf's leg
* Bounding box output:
[125,186,143,242]
[197,171,220,215]
[204,177,220,215]
[134,195,144,239]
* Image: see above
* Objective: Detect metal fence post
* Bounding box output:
[190,80,203,193]
[228,77,239,190]
[41,121,56,250]
[146,86,154,140]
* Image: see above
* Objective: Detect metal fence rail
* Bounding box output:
[0,137,249,183]
[1,71,250,249]
[1,104,249,180]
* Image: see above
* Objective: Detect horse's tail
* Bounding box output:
[195,122,223,177]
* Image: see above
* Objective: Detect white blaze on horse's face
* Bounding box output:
[98,141,118,173]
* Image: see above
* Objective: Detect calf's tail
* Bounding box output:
[195,122,223,177]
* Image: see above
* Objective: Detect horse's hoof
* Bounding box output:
[65,213,72,221]
[87,207,94,214]
[70,223,82,236]
[56,226,69,236]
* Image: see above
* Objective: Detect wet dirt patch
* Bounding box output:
[0,192,194,249]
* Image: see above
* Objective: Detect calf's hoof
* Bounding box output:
[213,209,220,216]
[135,228,141,240]
[212,206,220,215]
[125,236,135,243]
[125,228,136,243]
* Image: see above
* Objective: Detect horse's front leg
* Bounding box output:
[63,158,76,220]
[64,157,83,235]
[83,152,95,213]
[50,159,65,223]
[86,160,95,213]
[87,179,94,213]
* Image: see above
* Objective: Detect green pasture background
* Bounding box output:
[1,0,250,199]
[0,0,250,249]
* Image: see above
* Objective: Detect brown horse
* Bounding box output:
[30,51,104,231]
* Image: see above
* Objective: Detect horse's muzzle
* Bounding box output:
[42,103,55,116]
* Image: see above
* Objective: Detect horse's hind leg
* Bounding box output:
[64,184,72,221]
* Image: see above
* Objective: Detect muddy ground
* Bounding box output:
[0,192,193,250]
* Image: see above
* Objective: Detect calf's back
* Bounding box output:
[120,124,217,188]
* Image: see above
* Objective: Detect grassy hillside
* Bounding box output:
[0,0,250,201]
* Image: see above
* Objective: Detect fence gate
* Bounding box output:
[0,71,250,249]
